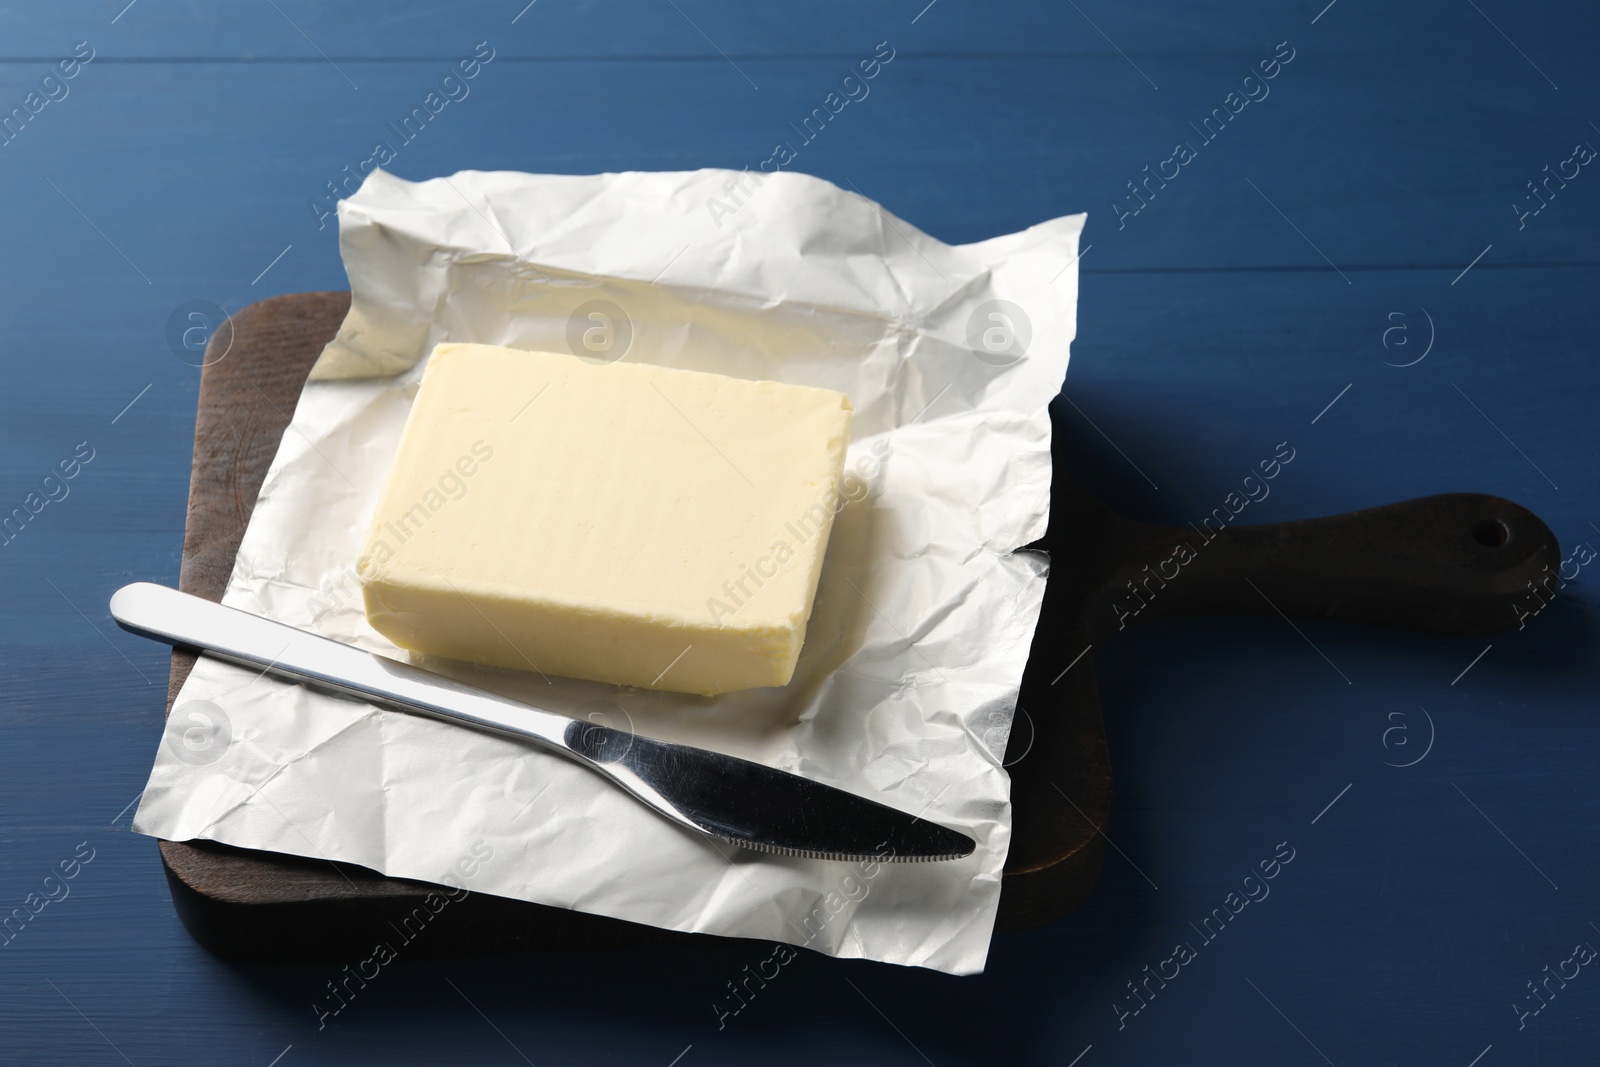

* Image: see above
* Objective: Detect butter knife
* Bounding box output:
[110,583,975,863]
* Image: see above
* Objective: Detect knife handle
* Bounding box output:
[1089,493,1560,639]
[109,582,578,756]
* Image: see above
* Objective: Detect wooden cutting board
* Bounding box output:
[159,292,1558,961]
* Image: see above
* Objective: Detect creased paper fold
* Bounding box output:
[134,168,1082,975]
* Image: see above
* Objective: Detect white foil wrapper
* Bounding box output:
[134,168,1082,975]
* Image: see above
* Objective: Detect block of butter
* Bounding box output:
[357,343,853,696]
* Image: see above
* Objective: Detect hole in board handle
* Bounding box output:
[1471,518,1510,547]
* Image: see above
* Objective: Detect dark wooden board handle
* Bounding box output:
[1077,493,1560,641]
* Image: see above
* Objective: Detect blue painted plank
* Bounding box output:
[0,0,1589,70]
[0,13,1591,275]
[0,0,1596,1064]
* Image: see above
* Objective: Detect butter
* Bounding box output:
[357,343,852,695]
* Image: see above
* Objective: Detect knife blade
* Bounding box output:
[110,583,975,863]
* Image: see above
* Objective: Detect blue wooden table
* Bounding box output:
[2,1,1596,1063]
